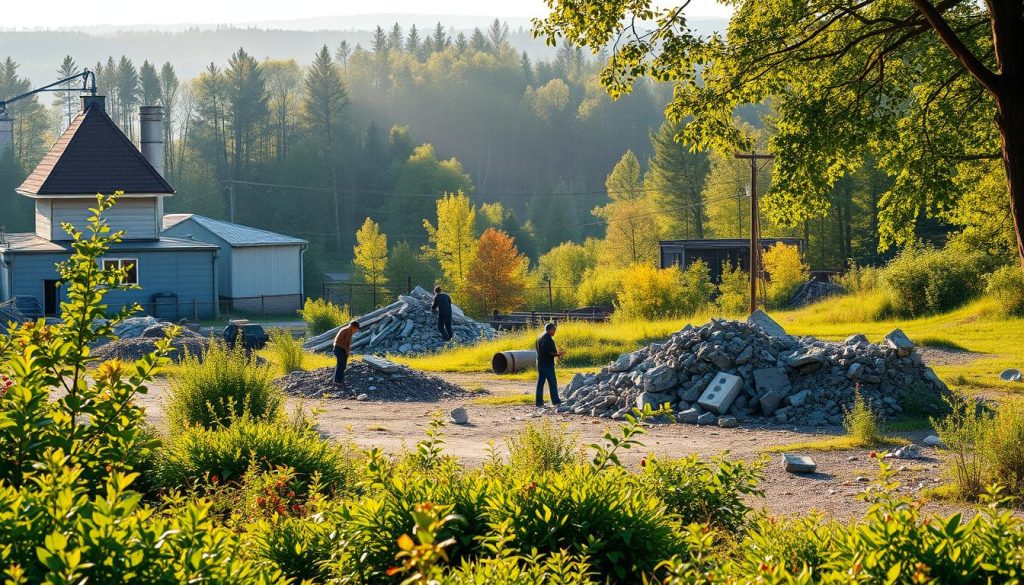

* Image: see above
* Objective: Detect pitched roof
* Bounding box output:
[162,214,307,247]
[17,103,174,196]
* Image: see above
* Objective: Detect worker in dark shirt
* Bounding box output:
[333,320,360,387]
[535,321,565,408]
[431,285,454,341]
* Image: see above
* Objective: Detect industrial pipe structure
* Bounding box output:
[491,350,537,375]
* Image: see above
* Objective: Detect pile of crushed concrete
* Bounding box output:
[92,317,210,363]
[559,311,949,428]
[275,355,469,401]
[303,286,496,355]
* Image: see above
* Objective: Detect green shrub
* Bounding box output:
[716,261,749,315]
[935,395,1024,500]
[299,297,351,335]
[576,266,626,307]
[485,465,683,581]
[442,552,595,584]
[505,419,583,474]
[156,417,356,492]
[167,342,281,431]
[882,243,988,316]
[843,390,883,446]
[762,243,809,308]
[986,265,1024,316]
[615,261,713,320]
[834,260,883,293]
[267,328,304,373]
[639,454,764,531]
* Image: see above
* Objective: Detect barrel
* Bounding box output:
[491,350,537,374]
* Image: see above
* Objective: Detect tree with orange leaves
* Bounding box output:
[464,227,528,315]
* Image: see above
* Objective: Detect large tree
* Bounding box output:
[464,228,529,314]
[536,0,1024,269]
[646,120,710,238]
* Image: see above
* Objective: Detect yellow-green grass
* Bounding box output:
[471,394,535,406]
[761,434,909,453]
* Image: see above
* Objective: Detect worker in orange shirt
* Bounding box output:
[333,320,361,387]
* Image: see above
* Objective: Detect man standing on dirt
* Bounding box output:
[536,321,565,408]
[431,285,454,341]
[333,320,360,387]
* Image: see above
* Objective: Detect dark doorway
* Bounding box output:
[43,280,60,316]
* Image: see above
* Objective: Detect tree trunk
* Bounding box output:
[996,91,1024,270]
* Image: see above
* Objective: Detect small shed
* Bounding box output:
[659,238,805,283]
[162,214,307,314]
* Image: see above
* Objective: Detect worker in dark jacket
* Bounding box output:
[431,285,454,341]
[333,320,360,387]
[535,321,565,407]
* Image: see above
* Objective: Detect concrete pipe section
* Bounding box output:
[492,350,537,374]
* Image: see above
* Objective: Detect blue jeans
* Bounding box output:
[333,347,348,385]
[536,364,560,407]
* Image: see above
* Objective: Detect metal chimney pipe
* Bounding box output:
[139,105,164,177]
[0,117,12,159]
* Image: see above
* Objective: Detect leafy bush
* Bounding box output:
[156,417,356,492]
[167,342,281,431]
[639,454,764,531]
[934,395,1024,500]
[843,390,883,446]
[762,243,809,308]
[615,261,712,320]
[986,265,1024,316]
[882,243,988,316]
[267,328,304,373]
[299,297,351,335]
[716,261,749,315]
[485,465,683,581]
[576,266,626,307]
[834,260,883,293]
[505,419,583,474]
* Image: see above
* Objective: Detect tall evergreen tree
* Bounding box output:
[224,47,267,177]
[486,19,510,54]
[431,22,449,51]
[114,56,139,138]
[406,25,422,60]
[646,121,711,238]
[303,45,349,249]
[469,28,490,53]
[0,58,50,171]
[53,55,80,131]
[387,23,404,52]
[263,59,301,162]
[335,40,351,73]
[139,60,161,106]
[158,63,179,175]
[370,26,391,91]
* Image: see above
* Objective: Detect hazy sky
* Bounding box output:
[7,0,731,29]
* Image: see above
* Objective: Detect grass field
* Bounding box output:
[383,294,1024,398]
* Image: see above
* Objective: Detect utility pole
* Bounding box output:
[228,180,236,223]
[734,152,774,314]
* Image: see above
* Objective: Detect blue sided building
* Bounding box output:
[0,96,219,319]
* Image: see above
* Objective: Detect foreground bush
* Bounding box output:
[167,342,281,431]
[299,297,351,335]
[639,454,764,531]
[762,243,809,308]
[156,417,356,492]
[987,265,1024,316]
[934,394,1024,500]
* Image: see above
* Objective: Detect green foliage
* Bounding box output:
[716,262,749,315]
[986,265,1024,316]
[934,394,1024,501]
[883,244,989,316]
[156,417,356,492]
[505,419,583,474]
[422,191,478,300]
[843,390,883,447]
[639,455,765,531]
[167,342,281,431]
[615,261,713,320]
[536,240,598,309]
[576,266,626,308]
[646,120,711,239]
[762,243,809,309]
[299,297,352,335]
[267,328,304,374]
[442,551,594,584]
[354,217,390,293]
[835,260,883,294]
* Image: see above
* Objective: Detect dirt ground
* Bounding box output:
[139,369,971,521]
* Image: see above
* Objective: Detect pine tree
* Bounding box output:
[422,191,477,299]
[224,47,267,177]
[114,56,139,138]
[520,51,533,85]
[303,45,349,248]
[464,228,528,314]
[353,217,389,305]
[454,33,468,53]
[388,23,404,52]
[0,58,50,171]
[263,59,301,162]
[646,120,711,238]
[158,63,179,175]
[53,55,80,131]
[406,25,422,60]
[469,28,490,53]
[486,19,510,53]
[371,26,391,91]
[139,60,161,106]
[431,22,449,51]
[335,40,351,73]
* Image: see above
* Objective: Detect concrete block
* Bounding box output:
[782,453,817,474]
[697,372,742,415]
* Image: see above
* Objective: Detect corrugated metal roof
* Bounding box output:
[0,232,216,254]
[17,103,175,196]
[162,214,307,247]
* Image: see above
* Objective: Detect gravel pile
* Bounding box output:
[559,311,949,427]
[790,280,845,307]
[304,286,496,355]
[92,328,209,363]
[275,355,469,401]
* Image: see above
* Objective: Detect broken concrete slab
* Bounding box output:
[782,453,817,474]
[747,309,787,338]
[884,328,915,357]
[754,367,792,397]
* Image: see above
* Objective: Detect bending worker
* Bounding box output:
[535,321,565,408]
[431,285,454,341]
[333,320,361,387]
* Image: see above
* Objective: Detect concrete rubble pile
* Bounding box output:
[303,286,496,355]
[559,310,949,428]
[275,355,469,401]
[91,316,210,363]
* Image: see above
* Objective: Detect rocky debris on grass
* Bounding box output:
[557,313,950,427]
[91,334,210,363]
[886,444,924,460]
[789,280,845,307]
[303,286,496,356]
[274,357,470,401]
[0,299,28,334]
